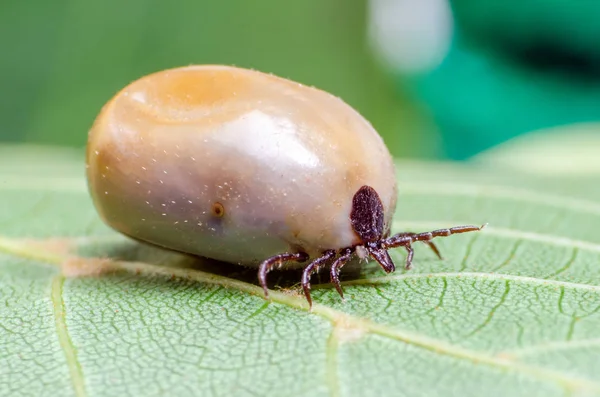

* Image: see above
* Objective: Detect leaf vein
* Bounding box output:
[491,240,522,272]
[547,248,579,279]
[325,328,341,397]
[501,337,600,358]
[51,276,87,397]
[464,280,510,338]
[459,233,479,272]
[425,277,447,315]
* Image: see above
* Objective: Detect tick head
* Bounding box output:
[350,185,395,273]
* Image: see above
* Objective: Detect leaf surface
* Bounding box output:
[2,140,600,397]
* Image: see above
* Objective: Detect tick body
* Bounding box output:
[86,65,483,307]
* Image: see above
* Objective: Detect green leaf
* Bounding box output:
[2,140,600,397]
[473,122,600,177]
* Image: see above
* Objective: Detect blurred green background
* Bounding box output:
[2,0,599,160]
[1,0,430,158]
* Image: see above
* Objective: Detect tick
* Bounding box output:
[86,65,484,307]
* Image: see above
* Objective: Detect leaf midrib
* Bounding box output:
[1,236,599,394]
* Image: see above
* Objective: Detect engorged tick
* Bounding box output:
[85,65,485,308]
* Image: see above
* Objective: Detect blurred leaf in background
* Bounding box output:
[6,0,599,163]
[0,0,435,159]
[369,0,600,160]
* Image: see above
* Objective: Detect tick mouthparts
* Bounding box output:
[367,247,395,273]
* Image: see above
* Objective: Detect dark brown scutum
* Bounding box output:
[350,185,384,242]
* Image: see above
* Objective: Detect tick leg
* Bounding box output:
[384,224,485,249]
[424,241,442,259]
[258,252,308,298]
[330,248,354,299]
[301,250,336,308]
[382,224,485,268]
[404,245,414,270]
[395,232,442,259]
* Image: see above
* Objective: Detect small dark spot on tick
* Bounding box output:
[212,202,225,217]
